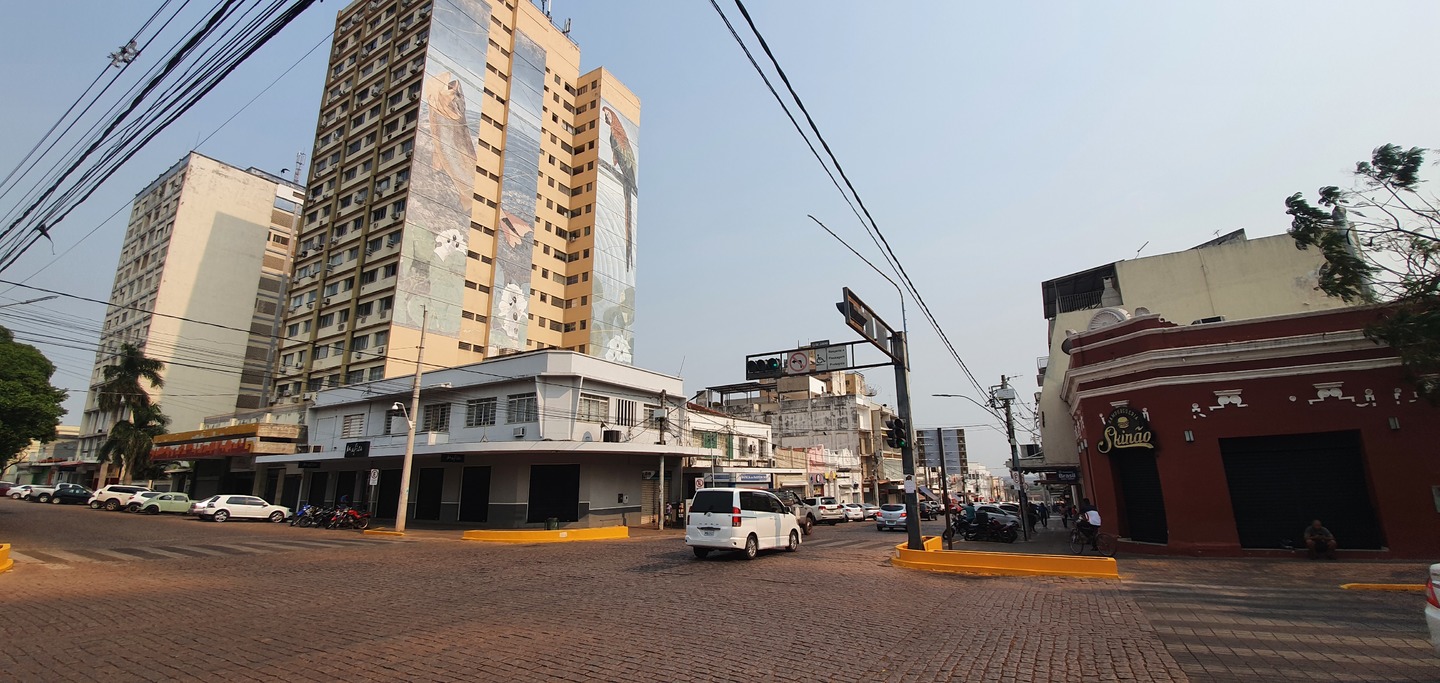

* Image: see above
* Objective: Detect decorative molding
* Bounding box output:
[1071,357,1401,403]
[1209,389,1248,411]
[1307,382,1354,405]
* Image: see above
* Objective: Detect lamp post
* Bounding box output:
[392,309,426,534]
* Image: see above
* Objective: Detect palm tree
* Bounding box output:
[98,403,170,484]
[96,343,167,482]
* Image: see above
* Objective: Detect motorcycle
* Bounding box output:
[950,515,1018,543]
[324,505,371,530]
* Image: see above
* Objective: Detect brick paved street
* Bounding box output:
[1,501,1436,681]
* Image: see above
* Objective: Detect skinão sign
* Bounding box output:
[1096,406,1156,454]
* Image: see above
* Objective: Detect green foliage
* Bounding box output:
[1288,144,1440,394]
[0,326,68,470]
[98,403,170,483]
[95,343,169,481]
[97,343,165,414]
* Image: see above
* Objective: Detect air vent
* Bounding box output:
[512,426,526,439]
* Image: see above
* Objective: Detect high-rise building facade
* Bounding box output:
[77,153,305,478]
[274,0,641,400]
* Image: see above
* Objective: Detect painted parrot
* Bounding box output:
[602,106,637,271]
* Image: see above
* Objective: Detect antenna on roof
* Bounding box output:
[1133,240,1149,260]
[541,0,551,17]
[562,18,572,36]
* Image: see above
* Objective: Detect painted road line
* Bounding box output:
[7,550,46,564]
[1340,583,1425,592]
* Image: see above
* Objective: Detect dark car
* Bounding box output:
[0,481,13,497]
[46,483,93,505]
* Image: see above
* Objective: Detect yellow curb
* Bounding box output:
[0,544,12,574]
[363,529,406,537]
[462,526,629,543]
[892,536,1120,579]
[1339,583,1425,592]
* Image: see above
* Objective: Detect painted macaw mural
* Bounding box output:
[591,100,639,364]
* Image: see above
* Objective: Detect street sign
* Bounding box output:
[694,477,705,490]
[785,351,811,375]
[814,344,849,371]
[368,469,380,486]
[837,287,899,361]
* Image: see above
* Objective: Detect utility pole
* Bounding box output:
[394,309,427,534]
[999,375,1028,541]
[892,331,923,551]
[936,428,954,549]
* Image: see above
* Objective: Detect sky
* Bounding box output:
[2,1,1438,474]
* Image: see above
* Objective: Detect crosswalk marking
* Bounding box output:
[11,536,390,568]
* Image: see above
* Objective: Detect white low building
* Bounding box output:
[255,350,766,528]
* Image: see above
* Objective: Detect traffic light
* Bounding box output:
[745,356,784,380]
[884,417,910,449]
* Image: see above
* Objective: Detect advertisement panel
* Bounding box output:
[394,0,492,337]
[486,31,546,355]
[591,99,639,363]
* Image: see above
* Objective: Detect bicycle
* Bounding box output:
[1069,525,1117,557]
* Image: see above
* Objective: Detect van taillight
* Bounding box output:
[732,506,742,527]
[1427,577,1439,609]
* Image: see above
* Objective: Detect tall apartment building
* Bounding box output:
[77,153,305,480]
[274,0,641,400]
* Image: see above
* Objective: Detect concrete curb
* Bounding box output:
[893,536,1120,579]
[1339,583,1425,592]
[363,529,406,538]
[0,544,12,574]
[462,526,629,543]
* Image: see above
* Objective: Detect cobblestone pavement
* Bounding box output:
[2,503,1182,682]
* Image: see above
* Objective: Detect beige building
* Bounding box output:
[5,425,81,486]
[77,153,305,478]
[274,0,641,401]
[1034,230,1348,470]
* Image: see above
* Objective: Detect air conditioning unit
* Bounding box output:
[409,92,419,102]
[302,392,317,401]
[323,297,332,305]
[419,7,430,17]
[357,315,367,323]
[292,362,304,369]
[409,65,421,75]
[337,322,346,332]
[374,345,385,354]
[602,429,621,443]
[306,302,314,309]
[404,150,414,158]
[512,426,526,439]
[298,250,308,258]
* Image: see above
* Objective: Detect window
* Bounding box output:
[506,393,537,423]
[368,367,384,381]
[421,403,450,432]
[341,413,365,437]
[578,394,608,423]
[465,397,497,427]
[615,399,637,427]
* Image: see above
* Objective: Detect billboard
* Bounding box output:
[918,427,967,472]
[486,31,546,355]
[394,0,492,337]
[591,99,639,364]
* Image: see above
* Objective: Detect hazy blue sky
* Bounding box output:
[3,1,1438,472]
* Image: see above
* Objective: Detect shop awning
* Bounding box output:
[917,485,939,501]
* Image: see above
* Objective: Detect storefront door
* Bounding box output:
[527,464,579,523]
[459,466,490,523]
[1221,431,1382,549]
[415,468,444,521]
[1112,451,1168,544]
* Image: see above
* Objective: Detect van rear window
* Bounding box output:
[690,490,734,514]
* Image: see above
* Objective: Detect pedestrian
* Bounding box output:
[1038,502,1049,528]
[665,501,674,526]
[1303,519,1338,560]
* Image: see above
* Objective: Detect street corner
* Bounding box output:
[0,543,12,574]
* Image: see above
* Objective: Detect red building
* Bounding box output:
[1062,305,1440,558]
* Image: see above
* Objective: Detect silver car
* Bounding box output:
[875,503,908,531]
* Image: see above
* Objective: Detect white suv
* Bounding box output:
[803,496,846,525]
[88,485,152,511]
[686,488,802,560]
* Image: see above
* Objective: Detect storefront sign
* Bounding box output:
[736,473,770,483]
[344,441,370,458]
[1056,470,1079,483]
[1096,406,1156,454]
[440,453,465,463]
[298,461,321,469]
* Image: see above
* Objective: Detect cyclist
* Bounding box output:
[1076,506,1103,550]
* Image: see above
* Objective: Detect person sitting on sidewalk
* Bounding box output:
[1303,519,1337,560]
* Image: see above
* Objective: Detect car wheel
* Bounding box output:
[104,499,121,511]
[145,506,160,515]
[213,510,230,523]
[742,534,759,560]
[50,496,62,505]
[36,494,50,503]
[877,525,885,531]
[10,493,20,500]
[88,500,102,509]
[801,516,814,536]
[787,530,800,552]
[125,503,140,512]
[692,547,710,560]
[268,511,285,523]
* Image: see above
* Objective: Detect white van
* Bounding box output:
[686,488,802,560]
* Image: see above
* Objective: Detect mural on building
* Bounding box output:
[591,99,639,363]
[394,0,491,336]
[487,31,545,355]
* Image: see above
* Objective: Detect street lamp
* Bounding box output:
[392,309,427,534]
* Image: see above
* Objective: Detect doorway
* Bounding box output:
[415,468,444,521]
[1111,451,1168,544]
[263,470,279,502]
[527,464,580,523]
[306,471,330,507]
[281,474,301,511]
[459,466,491,523]
[334,471,357,506]
[1221,430,1381,549]
[375,469,401,519]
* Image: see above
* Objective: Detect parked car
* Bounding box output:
[138,492,194,515]
[686,488,801,560]
[841,503,867,521]
[23,484,57,501]
[125,491,166,512]
[0,481,14,497]
[875,503,908,531]
[88,485,152,511]
[862,503,881,519]
[802,496,846,525]
[9,485,34,500]
[975,504,1021,527]
[45,484,94,505]
[765,489,817,534]
[194,495,290,523]
[1427,563,1440,654]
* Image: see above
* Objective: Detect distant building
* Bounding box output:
[6,426,81,486]
[274,0,642,400]
[76,153,304,485]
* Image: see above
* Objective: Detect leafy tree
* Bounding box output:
[97,403,170,483]
[1287,144,1440,394]
[95,343,168,481]
[0,325,68,473]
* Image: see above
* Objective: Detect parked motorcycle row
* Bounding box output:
[945,515,1020,544]
[290,503,372,530]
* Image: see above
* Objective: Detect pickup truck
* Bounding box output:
[766,489,818,535]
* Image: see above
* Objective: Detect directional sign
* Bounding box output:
[837,287,899,361]
[785,351,812,375]
[815,344,849,371]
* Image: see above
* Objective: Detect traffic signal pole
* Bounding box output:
[891,331,924,551]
